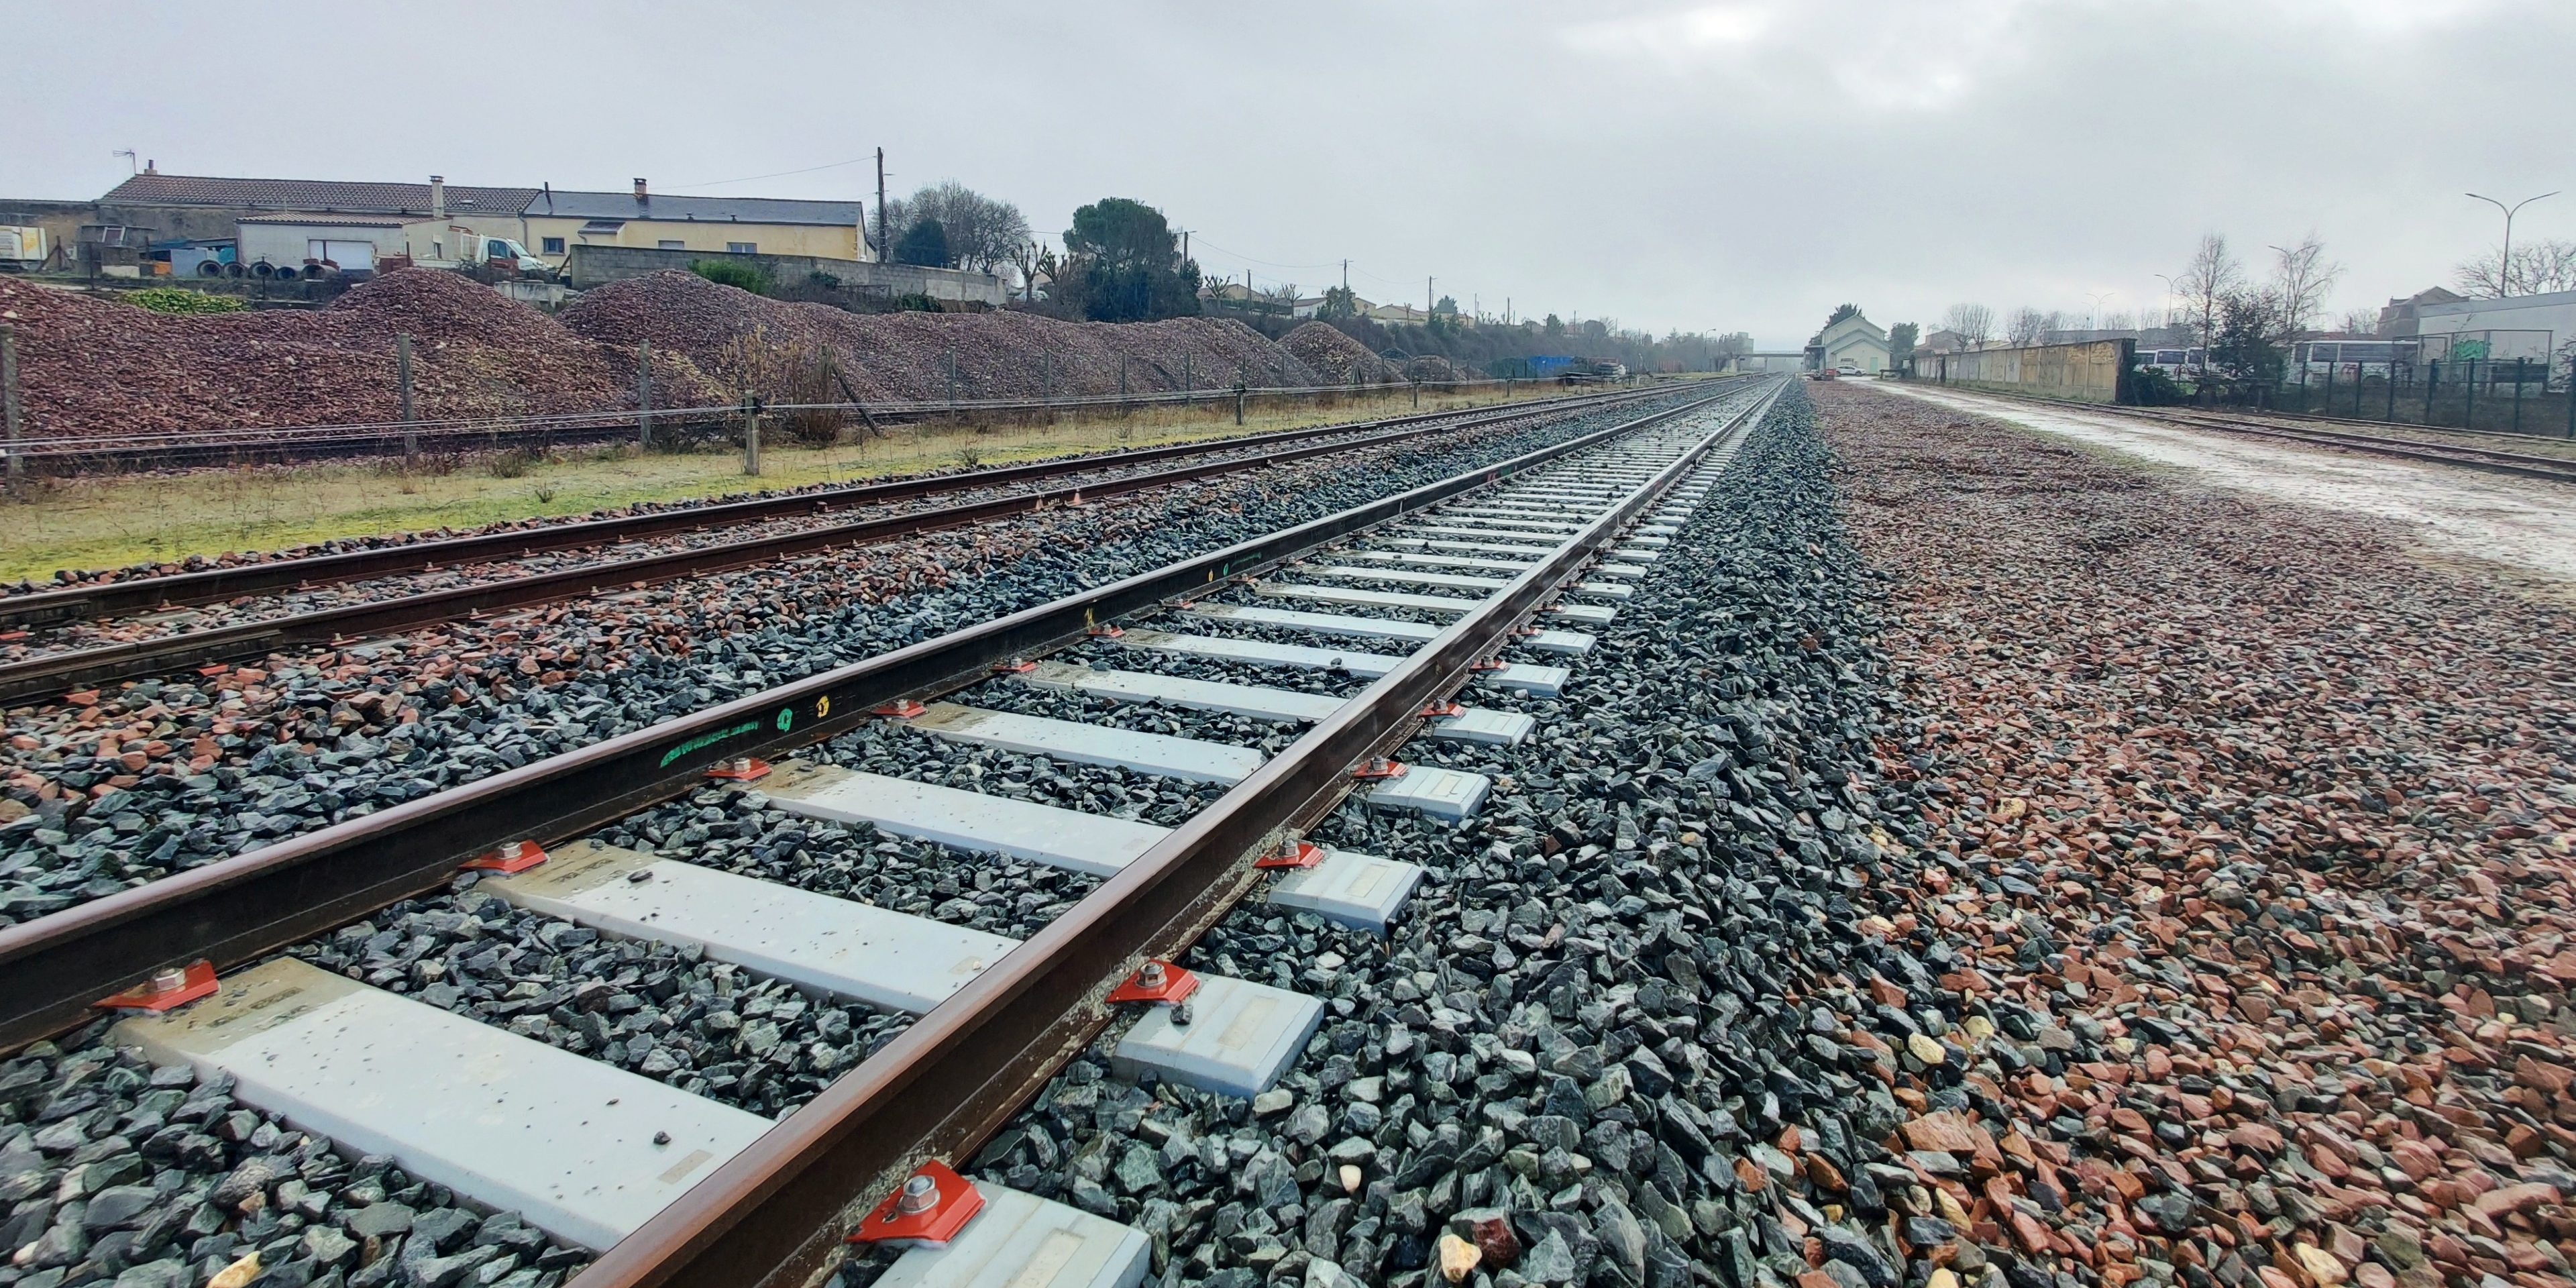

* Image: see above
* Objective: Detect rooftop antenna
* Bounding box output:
[112,150,139,174]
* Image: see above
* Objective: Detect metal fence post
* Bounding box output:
[2512,358,2528,435]
[396,333,417,460]
[2320,357,2333,416]
[637,341,653,449]
[743,396,762,476]
[2465,358,2479,431]
[2426,360,2441,426]
[2387,362,2399,423]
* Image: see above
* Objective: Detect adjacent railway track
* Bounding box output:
[1897,382,2576,484]
[0,377,1780,1288]
[2125,406,2576,484]
[0,381,1719,704]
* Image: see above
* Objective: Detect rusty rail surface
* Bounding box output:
[1,381,1712,629]
[0,382,1764,1061]
[0,384,1727,704]
[572,380,1785,1288]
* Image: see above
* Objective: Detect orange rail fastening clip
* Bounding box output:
[98,961,218,1013]
[848,1162,984,1248]
[464,839,549,873]
[706,757,771,783]
[1256,841,1328,871]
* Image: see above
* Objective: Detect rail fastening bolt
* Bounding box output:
[897,1173,941,1215]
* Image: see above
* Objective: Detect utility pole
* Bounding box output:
[1426,276,1432,316]
[1342,260,1348,290]
[875,148,888,264]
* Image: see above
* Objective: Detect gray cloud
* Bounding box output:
[6,0,2567,345]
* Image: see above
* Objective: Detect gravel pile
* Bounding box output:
[1284,326,1401,386]
[0,1025,589,1288]
[1406,357,1460,384]
[559,273,1324,402]
[0,394,1697,925]
[0,272,674,441]
[1811,384,2576,1288]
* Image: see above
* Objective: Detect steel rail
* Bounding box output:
[580,378,1784,1288]
[0,382,1757,1054]
[1894,382,2576,484]
[1,382,1709,629]
[0,386,1719,704]
[2129,409,2576,484]
[3,376,1631,463]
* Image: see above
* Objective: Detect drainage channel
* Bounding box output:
[1,379,1784,1288]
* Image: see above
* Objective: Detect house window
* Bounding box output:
[726,241,755,254]
[541,237,566,254]
[658,239,685,250]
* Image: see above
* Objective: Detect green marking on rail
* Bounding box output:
[659,720,764,768]
[775,706,794,733]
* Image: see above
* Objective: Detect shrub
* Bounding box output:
[691,260,772,295]
[125,288,248,316]
[2131,365,2189,406]
[894,293,945,313]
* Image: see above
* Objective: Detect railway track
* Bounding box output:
[0,382,1715,705]
[0,378,1781,1288]
[2126,406,2576,484]
[1901,382,2576,484]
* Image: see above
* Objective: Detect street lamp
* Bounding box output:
[2084,290,2117,332]
[2465,191,2559,297]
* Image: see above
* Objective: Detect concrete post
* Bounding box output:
[1,326,20,484]
[743,397,762,476]
[637,341,653,449]
[396,333,417,459]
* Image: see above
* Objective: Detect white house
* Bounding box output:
[1815,313,1892,373]
[2409,288,2574,366]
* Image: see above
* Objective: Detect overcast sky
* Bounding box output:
[9,0,2571,347]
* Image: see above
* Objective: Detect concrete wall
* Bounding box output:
[0,199,91,266]
[1911,339,2134,404]
[566,244,1008,305]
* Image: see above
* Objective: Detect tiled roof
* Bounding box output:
[99,174,541,217]
[527,189,866,227]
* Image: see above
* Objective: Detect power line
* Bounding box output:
[1185,237,1347,272]
[668,156,874,192]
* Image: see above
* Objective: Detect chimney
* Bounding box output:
[144,159,158,175]
[429,175,446,219]
[633,177,648,203]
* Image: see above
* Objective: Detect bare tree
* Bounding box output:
[2336,307,2379,337]
[2177,233,2244,352]
[2267,233,2345,336]
[1940,303,1995,344]
[2102,309,2138,332]
[902,181,1032,276]
[2454,239,2576,298]
[1267,282,1301,315]
[2006,307,2049,346]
